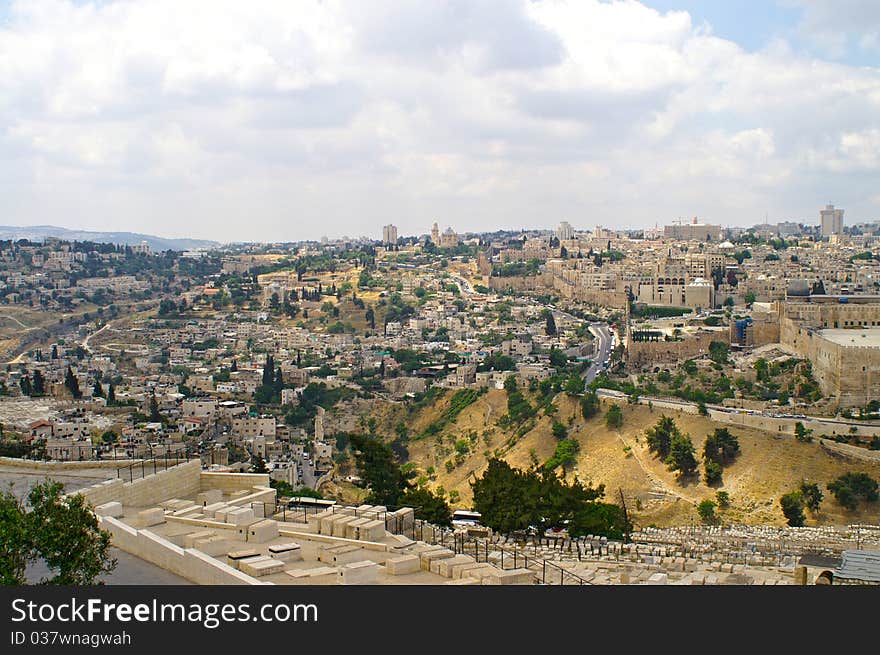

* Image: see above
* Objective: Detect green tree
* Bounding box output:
[704,460,723,485]
[702,428,740,465]
[400,486,452,527]
[0,485,29,584]
[780,491,806,527]
[32,370,46,396]
[64,366,82,399]
[827,472,879,510]
[251,454,268,474]
[349,433,409,506]
[19,374,32,397]
[18,480,117,584]
[551,420,568,440]
[605,404,623,430]
[470,458,625,538]
[548,347,567,368]
[799,481,823,513]
[715,490,731,508]
[697,499,717,523]
[666,432,698,478]
[92,379,104,398]
[581,391,599,419]
[544,310,557,336]
[149,392,162,423]
[645,415,677,458]
[794,422,812,443]
[708,341,729,366]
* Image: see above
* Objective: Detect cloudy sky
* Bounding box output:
[1,0,878,243]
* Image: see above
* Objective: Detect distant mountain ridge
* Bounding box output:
[0,225,218,252]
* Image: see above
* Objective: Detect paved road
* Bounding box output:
[595,389,880,436]
[583,323,613,385]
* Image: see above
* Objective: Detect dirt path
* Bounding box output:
[615,430,696,505]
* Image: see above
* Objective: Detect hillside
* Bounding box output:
[377,388,880,528]
[0,225,217,251]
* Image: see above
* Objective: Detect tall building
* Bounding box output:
[820,204,844,237]
[663,217,722,242]
[382,224,398,245]
[556,221,574,241]
[431,222,440,245]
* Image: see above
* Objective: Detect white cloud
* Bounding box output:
[0,0,878,241]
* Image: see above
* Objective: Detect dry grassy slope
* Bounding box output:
[396,390,880,528]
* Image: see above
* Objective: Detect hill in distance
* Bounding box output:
[0,225,218,252]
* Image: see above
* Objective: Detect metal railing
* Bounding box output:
[115,453,190,482]
[451,533,594,585]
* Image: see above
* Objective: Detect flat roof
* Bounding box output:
[818,328,880,348]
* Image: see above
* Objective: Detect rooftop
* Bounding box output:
[817,328,880,348]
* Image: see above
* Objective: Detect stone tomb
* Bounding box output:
[95,501,124,518]
[269,542,302,562]
[239,556,284,578]
[137,507,165,527]
[340,560,379,585]
[385,554,420,576]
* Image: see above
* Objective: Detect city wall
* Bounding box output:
[627,330,730,370]
[780,316,880,408]
[0,457,141,470]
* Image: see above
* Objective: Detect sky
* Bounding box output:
[0,0,878,243]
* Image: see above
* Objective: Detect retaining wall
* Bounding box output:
[100,516,264,585]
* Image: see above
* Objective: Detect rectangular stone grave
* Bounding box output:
[269,542,302,562]
[137,507,165,527]
[226,549,260,570]
[434,555,477,578]
[95,501,123,518]
[225,507,256,526]
[419,548,454,571]
[239,556,284,578]
[196,489,223,506]
[202,502,228,518]
[183,530,215,548]
[247,519,279,543]
[385,554,420,576]
[193,535,228,557]
[332,515,359,538]
[344,517,371,540]
[340,560,379,585]
[357,519,385,542]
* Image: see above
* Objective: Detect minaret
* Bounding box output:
[431,222,440,245]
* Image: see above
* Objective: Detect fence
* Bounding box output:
[116,453,191,483]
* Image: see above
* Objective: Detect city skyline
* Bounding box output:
[1,0,879,242]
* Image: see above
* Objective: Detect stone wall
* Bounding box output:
[73,460,202,508]
[627,330,729,370]
[488,273,551,292]
[199,471,270,494]
[780,316,880,407]
[0,457,140,470]
[99,517,263,585]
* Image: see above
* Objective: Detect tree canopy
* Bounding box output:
[470,458,630,540]
[0,480,117,585]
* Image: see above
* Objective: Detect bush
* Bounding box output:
[551,420,568,440]
[605,404,623,429]
[827,472,879,511]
